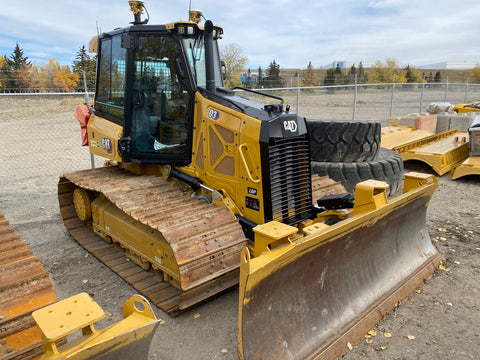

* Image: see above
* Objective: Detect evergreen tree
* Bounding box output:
[323,68,336,86]
[404,65,414,83]
[3,43,32,91]
[334,64,343,82]
[72,45,96,92]
[256,66,263,88]
[358,61,366,83]
[8,43,31,68]
[434,71,442,83]
[324,64,344,86]
[302,61,315,87]
[266,60,281,88]
[246,68,252,89]
[347,64,357,84]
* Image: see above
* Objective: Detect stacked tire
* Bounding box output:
[308,120,403,197]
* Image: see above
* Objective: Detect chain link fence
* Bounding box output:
[252,82,480,126]
[0,96,102,200]
[1,83,479,193]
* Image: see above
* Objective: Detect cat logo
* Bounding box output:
[283,120,298,133]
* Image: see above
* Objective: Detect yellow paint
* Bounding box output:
[451,155,480,179]
[87,114,123,162]
[33,294,159,360]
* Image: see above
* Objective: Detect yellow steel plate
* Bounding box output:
[32,292,105,341]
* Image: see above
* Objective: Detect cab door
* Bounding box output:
[123,33,194,165]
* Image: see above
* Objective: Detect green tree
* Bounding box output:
[266,60,281,88]
[3,43,32,91]
[323,64,344,86]
[302,61,315,87]
[434,71,442,83]
[347,64,356,84]
[358,61,367,83]
[244,68,251,88]
[256,66,263,88]
[72,45,96,92]
[323,68,336,86]
[404,65,422,86]
[220,43,248,89]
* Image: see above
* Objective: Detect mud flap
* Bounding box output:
[238,176,442,360]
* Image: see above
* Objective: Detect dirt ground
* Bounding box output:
[0,94,479,360]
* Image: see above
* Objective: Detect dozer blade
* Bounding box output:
[238,173,442,360]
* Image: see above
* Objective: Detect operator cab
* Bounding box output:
[94,16,224,165]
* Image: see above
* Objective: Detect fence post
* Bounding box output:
[296,74,300,114]
[352,74,357,121]
[464,79,469,102]
[389,75,395,117]
[419,77,425,113]
[444,76,448,103]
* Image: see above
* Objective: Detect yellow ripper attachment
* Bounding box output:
[32,293,160,360]
[238,173,442,360]
[381,126,469,175]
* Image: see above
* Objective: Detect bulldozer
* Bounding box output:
[60,2,443,358]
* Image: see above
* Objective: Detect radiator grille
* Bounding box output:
[267,137,313,225]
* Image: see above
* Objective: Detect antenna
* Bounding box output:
[189,0,191,12]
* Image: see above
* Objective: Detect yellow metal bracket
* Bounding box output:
[253,221,297,257]
[352,180,389,216]
[32,293,104,356]
[403,172,438,193]
[32,293,159,360]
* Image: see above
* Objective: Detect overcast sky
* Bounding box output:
[1,0,479,69]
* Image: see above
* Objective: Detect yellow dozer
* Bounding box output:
[60,2,442,358]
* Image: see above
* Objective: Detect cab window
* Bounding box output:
[96,35,127,120]
[131,35,190,155]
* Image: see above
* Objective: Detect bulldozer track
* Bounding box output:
[58,166,249,316]
[58,167,346,316]
[0,212,58,360]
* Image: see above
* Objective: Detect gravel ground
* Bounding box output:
[0,94,478,360]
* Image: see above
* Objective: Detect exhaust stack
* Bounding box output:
[204,20,216,93]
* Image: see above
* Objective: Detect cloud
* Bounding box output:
[0,0,479,69]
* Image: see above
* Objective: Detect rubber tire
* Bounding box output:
[307,120,381,162]
[311,148,404,197]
